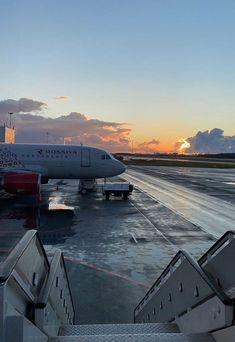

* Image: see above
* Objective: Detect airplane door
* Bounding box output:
[81,148,91,167]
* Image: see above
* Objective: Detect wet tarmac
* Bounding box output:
[1,166,234,323]
[126,166,235,204]
[122,166,235,238]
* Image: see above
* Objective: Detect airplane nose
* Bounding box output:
[112,160,126,175]
[118,162,126,174]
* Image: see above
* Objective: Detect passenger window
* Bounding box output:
[105,154,111,159]
[101,155,105,160]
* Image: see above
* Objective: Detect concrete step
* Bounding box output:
[50,333,215,342]
[59,323,179,336]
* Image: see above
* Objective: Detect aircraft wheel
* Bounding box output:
[123,193,128,200]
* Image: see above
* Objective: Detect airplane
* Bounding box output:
[0,143,126,195]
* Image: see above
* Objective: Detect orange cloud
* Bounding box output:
[0,98,172,153]
[11,111,131,152]
[133,139,160,153]
[54,96,70,101]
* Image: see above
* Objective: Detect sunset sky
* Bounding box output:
[0,0,235,153]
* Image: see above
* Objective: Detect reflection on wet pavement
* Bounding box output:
[48,196,74,211]
[1,169,233,323]
[123,167,235,238]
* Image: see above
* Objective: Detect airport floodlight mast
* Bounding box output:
[129,138,134,154]
[8,112,14,128]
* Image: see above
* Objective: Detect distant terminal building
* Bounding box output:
[0,125,15,143]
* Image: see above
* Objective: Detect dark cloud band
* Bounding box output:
[0,98,46,115]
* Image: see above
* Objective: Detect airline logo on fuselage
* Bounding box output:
[36,148,79,156]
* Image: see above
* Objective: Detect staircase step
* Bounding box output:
[50,333,215,341]
[59,323,179,336]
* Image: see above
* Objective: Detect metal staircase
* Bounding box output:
[0,230,235,341]
[50,328,215,341]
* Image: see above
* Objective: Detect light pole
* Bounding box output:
[129,138,134,154]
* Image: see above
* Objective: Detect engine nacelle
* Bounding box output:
[2,172,41,195]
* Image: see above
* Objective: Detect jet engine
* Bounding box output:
[2,172,41,195]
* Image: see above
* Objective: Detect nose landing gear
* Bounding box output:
[78,179,97,194]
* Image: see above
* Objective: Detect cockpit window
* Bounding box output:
[101,154,112,160]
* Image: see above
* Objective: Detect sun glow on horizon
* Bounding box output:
[178,139,190,153]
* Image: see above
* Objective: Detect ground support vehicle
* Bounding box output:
[103,182,133,200]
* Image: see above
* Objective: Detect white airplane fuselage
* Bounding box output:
[0,143,126,179]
